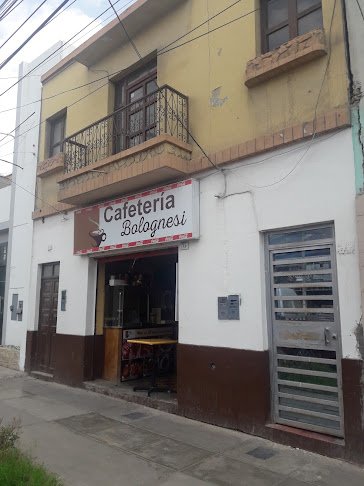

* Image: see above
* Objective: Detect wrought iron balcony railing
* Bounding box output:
[63,85,189,173]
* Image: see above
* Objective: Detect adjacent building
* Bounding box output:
[0,174,11,344]
[1,43,65,365]
[19,0,364,464]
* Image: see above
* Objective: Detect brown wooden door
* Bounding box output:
[36,263,59,374]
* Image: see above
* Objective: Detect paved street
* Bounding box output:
[0,366,363,486]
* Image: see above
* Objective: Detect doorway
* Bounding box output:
[36,262,59,374]
[0,242,7,344]
[267,225,344,437]
[98,248,178,397]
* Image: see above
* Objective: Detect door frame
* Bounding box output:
[35,261,60,374]
[264,222,345,436]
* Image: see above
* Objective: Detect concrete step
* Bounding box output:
[30,370,54,382]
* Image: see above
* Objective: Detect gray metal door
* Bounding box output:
[267,226,344,437]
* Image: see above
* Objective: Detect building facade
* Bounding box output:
[1,43,66,364]
[0,175,11,344]
[24,0,364,464]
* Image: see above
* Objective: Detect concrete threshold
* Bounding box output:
[84,379,179,415]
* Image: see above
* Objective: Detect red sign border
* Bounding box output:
[74,179,195,255]
[74,233,194,255]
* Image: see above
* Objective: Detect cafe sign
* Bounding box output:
[73,179,199,255]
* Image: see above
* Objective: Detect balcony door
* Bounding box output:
[114,60,157,153]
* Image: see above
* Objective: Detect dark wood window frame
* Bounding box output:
[114,60,158,151]
[261,0,322,54]
[49,114,66,158]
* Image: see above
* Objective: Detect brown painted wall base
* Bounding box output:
[25,333,364,465]
[177,344,364,466]
[25,331,105,386]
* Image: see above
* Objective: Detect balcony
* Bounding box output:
[56,85,192,206]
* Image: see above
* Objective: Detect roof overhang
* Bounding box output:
[41,0,187,84]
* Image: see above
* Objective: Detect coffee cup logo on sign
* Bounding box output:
[88,217,107,247]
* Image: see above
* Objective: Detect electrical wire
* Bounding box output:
[0,76,109,151]
[0,110,34,143]
[0,157,23,169]
[0,0,72,71]
[47,0,77,24]
[0,0,132,97]
[0,172,66,217]
[107,0,223,174]
[0,0,24,21]
[356,0,364,21]
[225,0,337,191]
[0,0,262,117]
[0,67,124,115]
[158,5,260,57]
[0,0,48,51]
[158,0,244,54]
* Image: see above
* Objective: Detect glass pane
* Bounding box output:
[269,227,333,245]
[129,86,143,103]
[278,371,337,387]
[129,111,143,133]
[52,144,61,156]
[275,299,333,309]
[277,347,336,360]
[53,120,63,144]
[147,80,157,94]
[129,135,142,148]
[298,8,323,36]
[273,248,330,260]
[146,103,156,126]
[279,383,338,400]
[273,261,331,272]
[278,359,336,374]
[53,264,60,277]
[0,266,5,282]
[127,61,157,85]
[146,127,156,141]
[0,282,4,315]
[275,287,333,296]
[297,0,321,14]
[274,274,332,284]
[268,26,289,51]
[42,264,53,278]
[268,0,288,29]
[275,311,334,321]
[0,244,7,264]
[115,81,125,108]
[279,410,341,430]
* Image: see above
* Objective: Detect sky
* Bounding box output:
[0,0,138,174]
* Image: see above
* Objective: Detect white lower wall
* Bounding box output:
[28,213,97,339]
[25,128,361,366]
[179,129,361,359]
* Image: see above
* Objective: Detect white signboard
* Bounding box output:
[74,179,199,255]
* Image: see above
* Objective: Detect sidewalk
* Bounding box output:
[0,366,363,486]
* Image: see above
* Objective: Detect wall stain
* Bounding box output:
[210,87,228,108]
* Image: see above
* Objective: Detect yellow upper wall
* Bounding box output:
[39,0,348,188]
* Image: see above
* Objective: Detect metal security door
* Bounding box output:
[267,226,344,437]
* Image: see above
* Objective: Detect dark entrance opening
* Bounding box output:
[95,248,178,402]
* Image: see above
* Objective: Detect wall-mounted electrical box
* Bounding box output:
[61,290,66,311]
[218,294,240,320]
